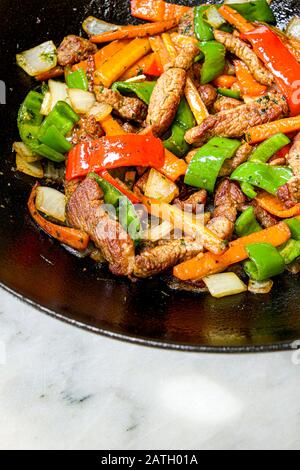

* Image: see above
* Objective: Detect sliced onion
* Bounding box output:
[125,75,147,83]
[203,272,247,298]
[36,186,66,223]
[48,79,69,112]
[68,88,95,114]
[144,220,173,242]
[82,16,121,36]
[16,41,57,77]
[205,6,226,29]
[144,169,179,204]
[16,153,44,178]
[88,102,112,121]
[286,17,300,41]
[248,279,274,294]
[40,91,52,116]
[13,142,42,163]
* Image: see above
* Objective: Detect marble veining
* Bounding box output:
[0,287,299,450]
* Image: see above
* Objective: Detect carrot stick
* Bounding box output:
[90,18,178,43]
[149,36,170,69]
[246,116,300,144]
[158,149,187,182]
[234,60,267,97]
[101,115,126,136]
[170,33,199,49]
[141,197,226,255]
[72,61,89,72]
[255,192,300,218]
[219,5,255,33]
[131,0,190,22]
[185,77,209,125]
[28,184,90,251]
[161,32,177,59]
[120,52,162,80]
[174,222,291,281]
[96,38,151,87]
[35,66,64,81]
[213,75,237,89]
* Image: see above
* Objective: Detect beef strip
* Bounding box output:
[178,10,195,37]
[278,132,300,207]
[214,30,273,86]
[185,93,288,146]
[219,142,253,177]
[134,238,203,278]
[167,43,200,71]
[174,189,207,213]
[145,67,186,136]
[213,96,242,113]
[251,200,278,228]
[57,35,97,67]
[94,86,147,124]
[71,116,103,145]
[67,178,135,276]
[207,179,246,240]
[198,84,217,108]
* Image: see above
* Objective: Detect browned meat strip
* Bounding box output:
[134,239,203,278]
[86,55,96,92]
[174,189,207,213]
[252,201,278,228]
[67,178,135,276]
[278,133,300,207]
[71,116,103,145]
[57,35,97,66]
[213,96,242,113]
[178,10,195,37]
[168,43,200,71]
[95,86,147,124]
[145,68,186,136]
[219,142,253,177]
[198,85,217,108]
[214,30,273,86]
[207,179,246,240]
[185,94,288,146]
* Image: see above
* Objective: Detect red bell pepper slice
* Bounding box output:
[244,25,300,116]
[66,134,165,181]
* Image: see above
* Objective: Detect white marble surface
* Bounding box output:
[0,286,300,450]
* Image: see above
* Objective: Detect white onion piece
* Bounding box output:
[144,220,173,242]
[40,91,52,116]
[68,88,95,114]
[125,75,147,83]
[286,17,300,41]
[16,154,44,178]
[13,142,42,163]
[248,279,274,294]
[16,41,57,77]
[48,80,69,111]
[44,162,65,183]
[88,102,112,121]
[203,273,247,298]
[82,16,121,36]
[36,187,66,223]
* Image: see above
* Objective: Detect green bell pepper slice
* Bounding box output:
[185,137,241,192]
[112,81,156,105]
[235,207,262,237]
[278,239,300,265]
[244,242,285,281]
[194,5,214,42]
[230,0,275,23]
[240,182,258,199]
[200,41,226,85]
[217,88,241,100]
[231,162,293,196]
[66,68,89,91]
[284,217,300,241]
[38,101,80,138]
[39,125,72,154]
[90,173,142,242]
[249,133,291,164]
[164,98,196,157]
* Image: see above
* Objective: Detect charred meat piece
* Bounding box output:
[168,43,200,71]
[71,116,103,145]
[145,68,186,136]
[214,30,273,86]
[252,200,278,228]
[278,133,300,206]
[219,142,253,177]
[57,35,97,67]
[198,84,217,108]
[185,94,288,146]
[134,238,203,278]
[178,10,195,37]
[213,96,242,113]
[67,178,135,276]
[95,86,147,124]
[207,179,246,240]
[174,189,207,213]
[86,55,96,92]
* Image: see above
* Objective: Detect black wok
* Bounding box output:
[1,0,300,352]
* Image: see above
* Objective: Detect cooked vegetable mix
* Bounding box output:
[13,0,300,297]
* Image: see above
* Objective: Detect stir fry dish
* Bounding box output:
[14,0,300,298]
